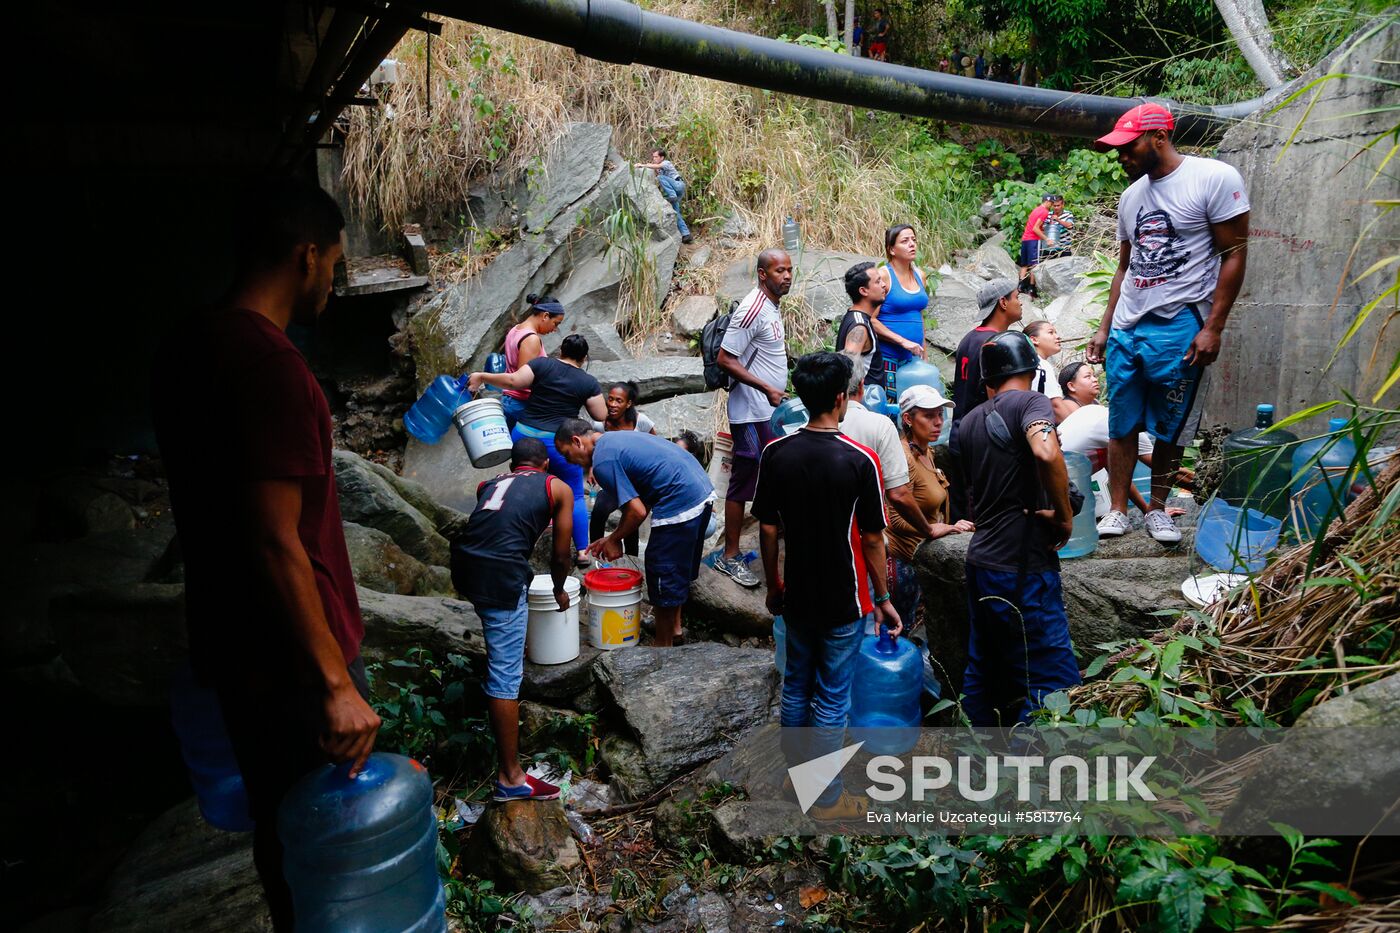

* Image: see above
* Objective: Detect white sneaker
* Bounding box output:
[1144,509,1182,544]
[1096,510,1131,538]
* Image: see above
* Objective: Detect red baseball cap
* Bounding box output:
[1095,102,1175,150]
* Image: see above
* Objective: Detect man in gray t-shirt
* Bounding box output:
[1087,103,1249,546]
[636,147,692,243]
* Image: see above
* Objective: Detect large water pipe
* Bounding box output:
[413,0,1267,142]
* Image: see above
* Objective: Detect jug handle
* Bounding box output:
[876,624,898,652]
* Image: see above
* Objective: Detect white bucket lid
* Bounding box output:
[528,574,581,597]
[1181,572,1248,608]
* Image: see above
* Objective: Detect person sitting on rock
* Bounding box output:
[635,148,692,244]
[555,419,716,647]
[1023,320,1073,423]
[499,294,566,429]
[950,332,1080,726]
[753,351,900,820]
[451,439,575,802]
[470,333,608,565]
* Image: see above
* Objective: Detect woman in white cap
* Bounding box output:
[886,385,975,633]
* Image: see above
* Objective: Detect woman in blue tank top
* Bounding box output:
[873,224,929,403]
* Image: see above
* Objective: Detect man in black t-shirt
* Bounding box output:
[950,332,1080,726]
[451,439,576,802]
[836,261,889,392]
[753,352,899,820]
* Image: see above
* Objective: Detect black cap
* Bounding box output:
[980,331,1040,385]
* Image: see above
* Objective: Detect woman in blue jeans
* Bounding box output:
[636,148,692,243]
[469,334,607,562]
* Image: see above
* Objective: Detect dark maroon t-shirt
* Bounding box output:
[152,308,363,681]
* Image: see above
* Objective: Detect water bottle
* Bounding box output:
[849,626,922,755]
[403,375,468,445]
[769,397,809,436]
[478,353,508,396]
[782,216,801,253]
[1219,404,1299,521]
[1291,417,1358,537]
[773,614,786,679]
[1058,451,1098,559]
[169,662,253,832]
[861,384,891,417]
[279,754,447,933]
[893,359,950,446]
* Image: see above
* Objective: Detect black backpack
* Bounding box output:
[700,300,741,391]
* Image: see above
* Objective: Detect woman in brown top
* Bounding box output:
[887,385,974,632]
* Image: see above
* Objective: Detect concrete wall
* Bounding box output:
[1214,18,1399,436]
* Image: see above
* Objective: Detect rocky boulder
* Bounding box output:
[356,587,487,667]
[470,801,581,894]
[48,583,187,707]
[643,392,722,442]
[365,459,471,542]
[671,294,717,338]
[588,357,706,402]
[686,564,774,637]
[926,268,989,357]
[959,232,1019,282]
[519,123,612,233]
[1038,290,1105,347]
[1035,255,1096,301]
[913,522,1195,697]
[333,450,450,566]
[595,644,779,797]
[343,522,453,597]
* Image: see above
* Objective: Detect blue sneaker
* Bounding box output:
[492,774,561,803]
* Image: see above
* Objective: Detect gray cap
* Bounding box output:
[976,278,1018,321]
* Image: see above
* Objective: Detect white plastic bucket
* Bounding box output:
[453,398,513,468]
[583,568,643,650]
[526,575,581,665]
[708,432,733,496]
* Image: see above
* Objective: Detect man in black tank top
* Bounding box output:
[451,439,576,801]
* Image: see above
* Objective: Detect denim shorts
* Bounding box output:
[645,505,712,607]
[479,588,528,700]
[1106,306,1209,446]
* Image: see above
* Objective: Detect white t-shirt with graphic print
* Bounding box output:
[1113,156,1249,329]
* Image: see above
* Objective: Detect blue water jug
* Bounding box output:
[1220,404,1299,521]
[849,626,922,755]
[769,397,809,436]
[1291,417,1357,537]
[1196,498,1281,574]
[403,375,468,445]
[1132,460,1152,506]
[169,662,253,832]
[476,353,508,396]
[1059,451,1098,559]
[893,359,950,446]
[861,384,893,418]
[279,753,446,933]
[773,614,786,678]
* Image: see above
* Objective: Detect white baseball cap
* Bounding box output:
[898,384,954,414]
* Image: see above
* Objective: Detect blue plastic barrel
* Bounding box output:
[1059,451,1098,559]
[168,661,253,832]
[403,375,468,445]
[1291,417,1358,537]
[849,626,922,755]
[1195,498,1281,573]
[894,359,950,445]
[279,754,446,933]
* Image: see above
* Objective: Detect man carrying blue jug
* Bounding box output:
[950,331,1081,726]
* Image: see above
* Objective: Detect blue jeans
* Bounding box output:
[657,175,690,238]
[512,423,588,553]
[478,589,528,700]
[780,617,865,807]
[962,567,1081,726]
[499,394,528,431]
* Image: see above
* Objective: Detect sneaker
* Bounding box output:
[1144,509,1182,544]
[714,554,761,588]
[492,774,561,802]
[1096,509,1131,538]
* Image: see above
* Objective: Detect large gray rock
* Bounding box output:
[356,586,487,666]
[594,644,780,797]
[521,643,605,711]
[366,460,471,541]
[343,522,452,597]
[1038,290,1105,347]
[718,249,880,323]
[588,357,705,402]
[1034,255,1095,301]
[401,435,506,514]
[470,801,581,894]
[90,798,269,933]
[914,529,1194,697]
[686,564,774,636]
[1226,673,1400,833]
[926,268,987,356]
[959,232,1019,282]
[519,123,612,232]
[48,583,186,707]
[671,294,717,338]
[642,392,722,441]
[333,450,450,567]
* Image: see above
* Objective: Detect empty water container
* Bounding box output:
[894,359,950,446]
[773,614,786,678]
[1219,404,1299,521]
[849,626,922,755]
[169,661,253,832]
[1059,451,1098,559]
[403,375,468,445]
[1195,498,1282,574]
[1291,417,1358,537]
[477,353,508,396]
[769,397,809,436]
[782,216,801,253]
[862,384,894,418]
[279,753,446,933]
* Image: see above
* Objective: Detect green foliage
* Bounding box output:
[368,647,484,765]
[447,34,519,165]
[526,710,599,775]
[1160,55,1262,104]
[777,32,849,54]
[993,148,1126,256]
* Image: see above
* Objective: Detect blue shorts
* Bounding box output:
[479,588,528,700]
[645,504,712,607]
[1018,239,1040,267]
[1106,307,1210,446]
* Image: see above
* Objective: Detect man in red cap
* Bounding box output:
[1086,103,1250,545]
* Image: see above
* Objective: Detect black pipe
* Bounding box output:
[416,0,1264,142]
